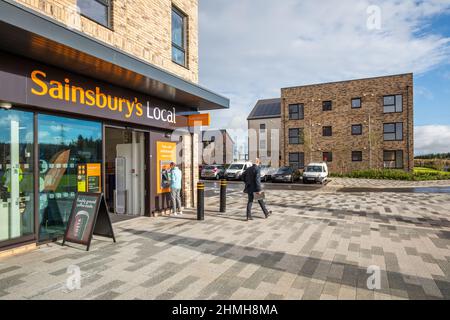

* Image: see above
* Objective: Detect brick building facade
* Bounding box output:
[0,0,228,252]
[15,0,199,83]
[280,74,414,173]
[202,130,235,165]
[247,98,281,166]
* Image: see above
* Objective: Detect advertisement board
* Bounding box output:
[62,193,116,251]
[156,141,177,194]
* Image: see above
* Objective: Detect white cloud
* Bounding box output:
[415,125,450,155]
[199,0,450,137]
[416,86,434,99]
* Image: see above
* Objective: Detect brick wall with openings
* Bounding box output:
[280,74,414,174]
[14,0,199,83]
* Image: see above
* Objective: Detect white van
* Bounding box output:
[225,161,253,181]
[303,163,329,184]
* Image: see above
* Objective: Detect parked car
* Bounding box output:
[260,165,276,182]
[271,166,296,183]
[201,165,226,180]
[302,163,329,184]
[225,161,252,180]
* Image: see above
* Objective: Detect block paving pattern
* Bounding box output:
[329,177,450,188]
[0,190,449,300]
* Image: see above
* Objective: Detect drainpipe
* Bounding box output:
[309,119,312,163]
[368,113,372,169]
[406,85,411,172]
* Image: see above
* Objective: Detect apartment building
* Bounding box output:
[202,129,235,165]
[247,98,281,166]
[0,0,229,252]
[280,74,414,173]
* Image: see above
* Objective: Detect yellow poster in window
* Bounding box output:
[156,141,177,194]
[87,163,102,193]
[77,165,86,193]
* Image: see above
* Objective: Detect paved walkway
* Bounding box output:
[0,190,449,300]
[329,177,450,188]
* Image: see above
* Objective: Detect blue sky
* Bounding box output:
[415,14,450,126]
[198,0,450,156]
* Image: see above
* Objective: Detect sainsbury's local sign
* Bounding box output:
[30,70,178,125]
[0,52,188,129]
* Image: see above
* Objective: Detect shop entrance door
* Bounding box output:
[0,109,34,247]
[105,127,147,216]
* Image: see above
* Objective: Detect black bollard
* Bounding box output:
[197,182,205,220]
[220,179,227,213]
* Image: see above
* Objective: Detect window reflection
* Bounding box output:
[172,7,186,66]
[0,110,34,243]
[78,0,110,27]
[38,115,102,241]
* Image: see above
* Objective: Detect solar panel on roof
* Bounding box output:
[251,101,281,118]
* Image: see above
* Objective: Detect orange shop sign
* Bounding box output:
[30,70,177,124]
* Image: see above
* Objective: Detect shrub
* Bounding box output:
[330,168,450,181]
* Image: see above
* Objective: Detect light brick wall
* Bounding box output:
[180,131,199,208]
[14,0,199,83]
[248,117,281,166]
[280,74,414,174]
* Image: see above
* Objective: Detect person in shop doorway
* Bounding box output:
[242,158,272,221]
[169,162,183,216]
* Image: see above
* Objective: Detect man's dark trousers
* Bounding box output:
[243,164,270,220]
[247,192,269,220]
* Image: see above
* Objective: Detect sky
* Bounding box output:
[198,0,450,156]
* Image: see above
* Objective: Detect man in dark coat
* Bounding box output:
[242,158,271,221]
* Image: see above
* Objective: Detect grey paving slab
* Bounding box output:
[0,189,449,300]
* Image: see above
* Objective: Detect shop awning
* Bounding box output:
[0,0,229,111]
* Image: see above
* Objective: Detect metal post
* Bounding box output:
[220,179,227,213]
[197,182,205,220]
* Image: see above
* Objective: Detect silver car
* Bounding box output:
[201,165,225,180]
[260,165,276,182]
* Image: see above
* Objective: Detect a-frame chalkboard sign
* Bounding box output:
[62,193,116,251]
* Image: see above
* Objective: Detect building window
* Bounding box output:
[0,109,35,243]
[323,152,333,162]
[289,104,304,120]
[384,95,403,113]
[352,151,363,162]
[259,124,267,150]
[322,126,332,137]
[383,123,403,141]
[78,0,111,28]
[384,150,403,169]
[322,101,332,111]
[260,140,267,150]
[289,153,305,170]
[352,98,361,109]
[351,124,362,135]
[172,7,187,67]
[289,128,304,145]
[38,114,103,241]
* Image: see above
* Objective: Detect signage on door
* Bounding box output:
[156,141,177,194]
[77,164,102,193]
[87,163,102,193]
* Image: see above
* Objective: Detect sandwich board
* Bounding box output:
[62,193,116,251]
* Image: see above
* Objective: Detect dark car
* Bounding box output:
[201,165,226,180]
[271,167,296,183]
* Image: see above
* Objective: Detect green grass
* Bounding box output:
[414,167,450,175]
[330,168,450,181]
